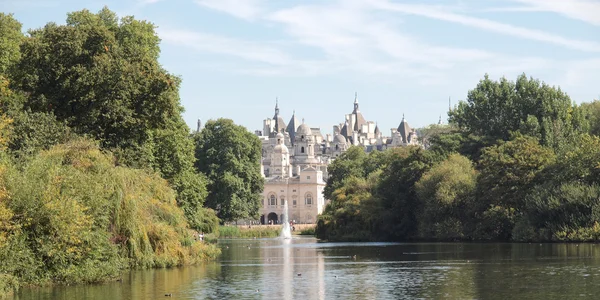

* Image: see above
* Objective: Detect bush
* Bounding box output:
[0,139,220,288]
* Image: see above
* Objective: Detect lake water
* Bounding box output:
[15,237,600,299]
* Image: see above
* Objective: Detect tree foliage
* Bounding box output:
[449,74,588,152]
[321,74,600,243]
[416,154,477,240]
[0,140,219,289]
[0,13,23,74]
[11,7,180,150]
[324,146,388,199]
[194,118,264,222]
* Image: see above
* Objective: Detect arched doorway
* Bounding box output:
[260,215,265,225]
[267,212,278,225]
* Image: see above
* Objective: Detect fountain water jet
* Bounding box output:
[280,200,292,239]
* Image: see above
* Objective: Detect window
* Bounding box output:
[301,146,305,153]
[269,194,277,206]
[305,193,313,205]
[293,199,297,206]
[307,176,311,180]
[293,189,296,192]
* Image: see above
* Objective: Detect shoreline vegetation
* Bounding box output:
[214,224,317,239]
[316,74,600,244]
[0,8,267,298]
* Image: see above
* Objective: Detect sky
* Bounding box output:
[2,0,599,135]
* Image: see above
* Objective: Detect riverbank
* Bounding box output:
[217,224,317,238]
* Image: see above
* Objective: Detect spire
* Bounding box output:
[448,96,451,112]
[196,119,202,133]
[302,118,305,124]
[438,114,442,125]
[402,113,405,121]
[275,97,279,116]
[354,92,358,104]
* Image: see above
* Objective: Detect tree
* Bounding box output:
[6,8,211,228]
[194,119,264,222]
[316,175,380,241]
[375,146,437,240]
[11,7,180,150]
[324,146,389,200]
[8,111,72,158]
[478,135,556,211]
[415,154,477,240]
[0,13,23,75]
[474,135,555,240]
[581,100,600,137]
[449,74,588,151]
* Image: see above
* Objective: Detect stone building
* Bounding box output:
[256,94,421,224]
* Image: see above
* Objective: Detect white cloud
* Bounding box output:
[511,0,600,26]
[137,0,164,5]
[159,0,596,90]
[194,0,265,20]
[369,0,600,52]
[157,28,291,65]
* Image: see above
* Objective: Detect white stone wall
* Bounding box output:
[260,172,326,224]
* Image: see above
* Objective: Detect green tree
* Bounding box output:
[449,74,588,151]
[478,135,555,210]
[324,147,389,200]
[375,146,437,240]
[0,13,23,75]
[194,118,264,222]
[7,7,210,229]
[8,111,72,159]
[11,7,180,151]
[415,154,477,240]
[316,175,380,241]
[475,135,555,240]
[581,100,600,137]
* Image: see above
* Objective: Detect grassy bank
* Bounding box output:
[297,227,316,236]
[217,226,281,238]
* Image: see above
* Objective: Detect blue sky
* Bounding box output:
[3,0,599,135]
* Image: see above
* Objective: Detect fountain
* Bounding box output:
[280,200,292,239]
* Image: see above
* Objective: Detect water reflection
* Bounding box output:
[15,239,600,299]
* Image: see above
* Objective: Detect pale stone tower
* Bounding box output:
[294,120,318,165]
[271,132,290,177]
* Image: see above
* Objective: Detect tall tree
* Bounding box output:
[415,154,477,240]
[449,74,588,152]
[324,147,388,200]
[0,13,23,75]
[581,100,600,137]
[8,7,210,229]
[375,146,437,240]
[194,118,264,222]
[474,135,555,240]
[11,7,180,150]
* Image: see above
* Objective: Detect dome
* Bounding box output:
[296,123,312,136]
[276,132,285,140]
[274,143,289,154]
[333,134,347,144]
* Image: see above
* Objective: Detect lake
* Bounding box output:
[15,237,600,299]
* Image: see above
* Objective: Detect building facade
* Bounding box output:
[256,94,421,224]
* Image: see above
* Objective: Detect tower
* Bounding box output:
[294,120,318,165]
[271,132,290,177]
